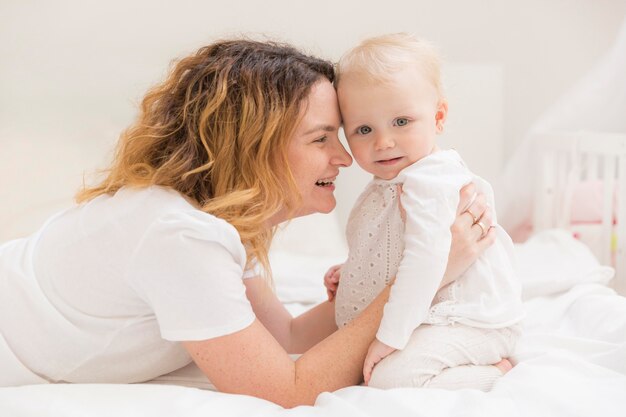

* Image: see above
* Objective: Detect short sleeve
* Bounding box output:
[242,258,264,279]
[127,211,256,341]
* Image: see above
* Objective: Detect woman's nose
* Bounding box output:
[331,140,353,167]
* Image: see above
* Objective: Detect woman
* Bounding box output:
[0,39,498,407]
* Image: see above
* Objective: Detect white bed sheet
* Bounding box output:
[1,231,625,417]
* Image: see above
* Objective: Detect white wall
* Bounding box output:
[1,0,625,240]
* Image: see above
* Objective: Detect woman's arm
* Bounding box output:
[183,285,390,409]
[243,277,337,354]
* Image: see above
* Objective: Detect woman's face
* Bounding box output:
[286,79,352,220]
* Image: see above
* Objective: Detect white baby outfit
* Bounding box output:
[335,149,524,390]
[0,186,256,386]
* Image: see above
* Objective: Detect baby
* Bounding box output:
[325,34,524,391]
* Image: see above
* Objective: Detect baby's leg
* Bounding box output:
[368,325,458,389]
[426,325,520,391]
[425,364,503,391]
[368,324,519,390]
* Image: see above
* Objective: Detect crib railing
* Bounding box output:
[532,131,626,295]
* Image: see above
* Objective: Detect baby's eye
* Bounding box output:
[394,118,409,127]
[357,125,372,135]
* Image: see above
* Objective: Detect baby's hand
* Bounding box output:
[323,264,342,301]
[363,339,396,386]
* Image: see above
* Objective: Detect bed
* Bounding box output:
[2,210,626,415]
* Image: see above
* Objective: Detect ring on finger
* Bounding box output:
[464,208,479,224]
[474,221,487,237]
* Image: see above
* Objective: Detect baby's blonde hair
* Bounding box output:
[336,33,443,98]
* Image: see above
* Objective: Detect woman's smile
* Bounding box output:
[315,176,337,190]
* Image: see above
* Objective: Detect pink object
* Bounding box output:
[570,180,617,224]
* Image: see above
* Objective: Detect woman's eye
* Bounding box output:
[357,126,372,135]
[314,136,327,143]
[394,118,409,127]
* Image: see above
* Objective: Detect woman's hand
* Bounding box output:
[442,183,496,286]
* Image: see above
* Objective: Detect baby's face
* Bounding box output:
[337,69,445,180]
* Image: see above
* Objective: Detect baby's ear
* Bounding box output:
[435,99,448,133]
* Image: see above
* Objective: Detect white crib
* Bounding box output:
[533,131,626,295]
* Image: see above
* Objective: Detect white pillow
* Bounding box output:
[513,229,614,300]
[269,212,348,304]
[270,250,345,304]
[271,213,348,257]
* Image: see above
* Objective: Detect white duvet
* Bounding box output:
[1,230,625,417]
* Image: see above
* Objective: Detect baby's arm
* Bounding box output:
[363,339,396,385]
[376,157,473,350]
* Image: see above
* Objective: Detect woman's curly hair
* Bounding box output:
[77,39,335,278]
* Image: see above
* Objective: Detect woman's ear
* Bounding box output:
[435,99,448,133]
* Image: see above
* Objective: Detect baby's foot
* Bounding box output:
[494,359,513,375]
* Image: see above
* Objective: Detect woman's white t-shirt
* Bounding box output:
[0,186,256,385]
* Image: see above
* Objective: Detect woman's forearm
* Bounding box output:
[186,284,391,408]
[245,277,337,354]
[290,300,338,353]
[244,278,294,350]
[293,285,391,391]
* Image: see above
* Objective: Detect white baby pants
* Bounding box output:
[369,323,521,391]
